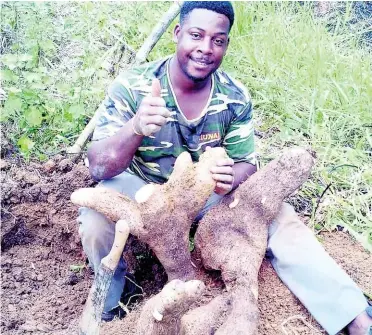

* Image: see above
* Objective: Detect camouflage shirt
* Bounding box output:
[93,56,256,184]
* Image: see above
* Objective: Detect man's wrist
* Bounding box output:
[131,118,143,136]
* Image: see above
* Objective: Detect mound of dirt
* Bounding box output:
[1,156,371,334]
[1,155,94,333]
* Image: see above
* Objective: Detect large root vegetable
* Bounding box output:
[179,291,231,334]
[71,146,314,335]
[181,282,258,335]
[181,147,314,334]
[71,148,227,281]
[136,279,205,335]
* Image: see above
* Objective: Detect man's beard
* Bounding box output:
[186,73,209,82]
[182,64,215,83]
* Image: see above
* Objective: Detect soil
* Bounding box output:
[1,155,371,335]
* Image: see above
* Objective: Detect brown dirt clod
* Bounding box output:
[43,159,57,173]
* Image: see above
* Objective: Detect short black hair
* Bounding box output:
[180,1,235,31]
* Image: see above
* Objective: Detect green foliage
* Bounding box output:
[69,264,86,273]
[223,2,372,249]
[1,2,172,158]
[189,237,195,252]
[1,2,371,248]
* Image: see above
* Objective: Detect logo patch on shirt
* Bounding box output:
[200,132,221,142]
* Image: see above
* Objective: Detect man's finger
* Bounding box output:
[212,174,234,183]
[147,107,171,118]
[210,166,234,175]
[146,115,168,127]
[147,97,166,107]
[216,158,235,167]
[215,182,233,195]
[143,124,161,136]
[151,78,162,98]
[216,182,233,189]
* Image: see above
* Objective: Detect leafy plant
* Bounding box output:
[70,264,86,274]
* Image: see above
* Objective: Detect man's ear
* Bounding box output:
[224,37,230,56]
[173,24,181,43]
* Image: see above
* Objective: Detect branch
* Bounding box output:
[135,1,183,65]
[66,107,100,157]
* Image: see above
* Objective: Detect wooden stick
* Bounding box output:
[135,1,182,65]
[67,2,182,157]
[66,107,100,156]
[79,220,130,335]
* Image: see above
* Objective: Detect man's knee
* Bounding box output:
[97,170,147,200]
[77,207,113,242]
[268,202,307,239]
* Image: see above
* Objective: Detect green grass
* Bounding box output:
[1,2,371,249]
[0,2,170,158]
[224,2,372,249]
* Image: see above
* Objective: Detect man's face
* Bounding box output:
[174,8,230,82]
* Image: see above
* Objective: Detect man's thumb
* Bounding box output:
[151,78,161,97]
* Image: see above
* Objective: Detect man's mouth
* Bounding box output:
[191,57,213,68]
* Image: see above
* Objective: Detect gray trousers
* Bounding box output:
[77,171,368,335]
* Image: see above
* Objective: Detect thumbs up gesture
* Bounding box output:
[132,78,171,137]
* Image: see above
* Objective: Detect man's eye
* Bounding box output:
[215,39,225,46]
[191,33,201,39]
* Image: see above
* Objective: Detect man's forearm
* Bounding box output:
[87,119,143,181]
[232,161,257,190]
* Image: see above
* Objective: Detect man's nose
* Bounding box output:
[198,38,213,54]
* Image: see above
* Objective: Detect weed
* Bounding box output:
[70,263,86,274]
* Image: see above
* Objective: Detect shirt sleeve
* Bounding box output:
[92,77,136,141]
[223,101,256,166]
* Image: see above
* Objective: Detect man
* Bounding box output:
[78,2,372,334]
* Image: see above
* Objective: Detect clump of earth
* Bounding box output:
[1,152,371,334]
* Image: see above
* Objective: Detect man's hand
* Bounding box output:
[210,155,235,196]
[132,78,171,136]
